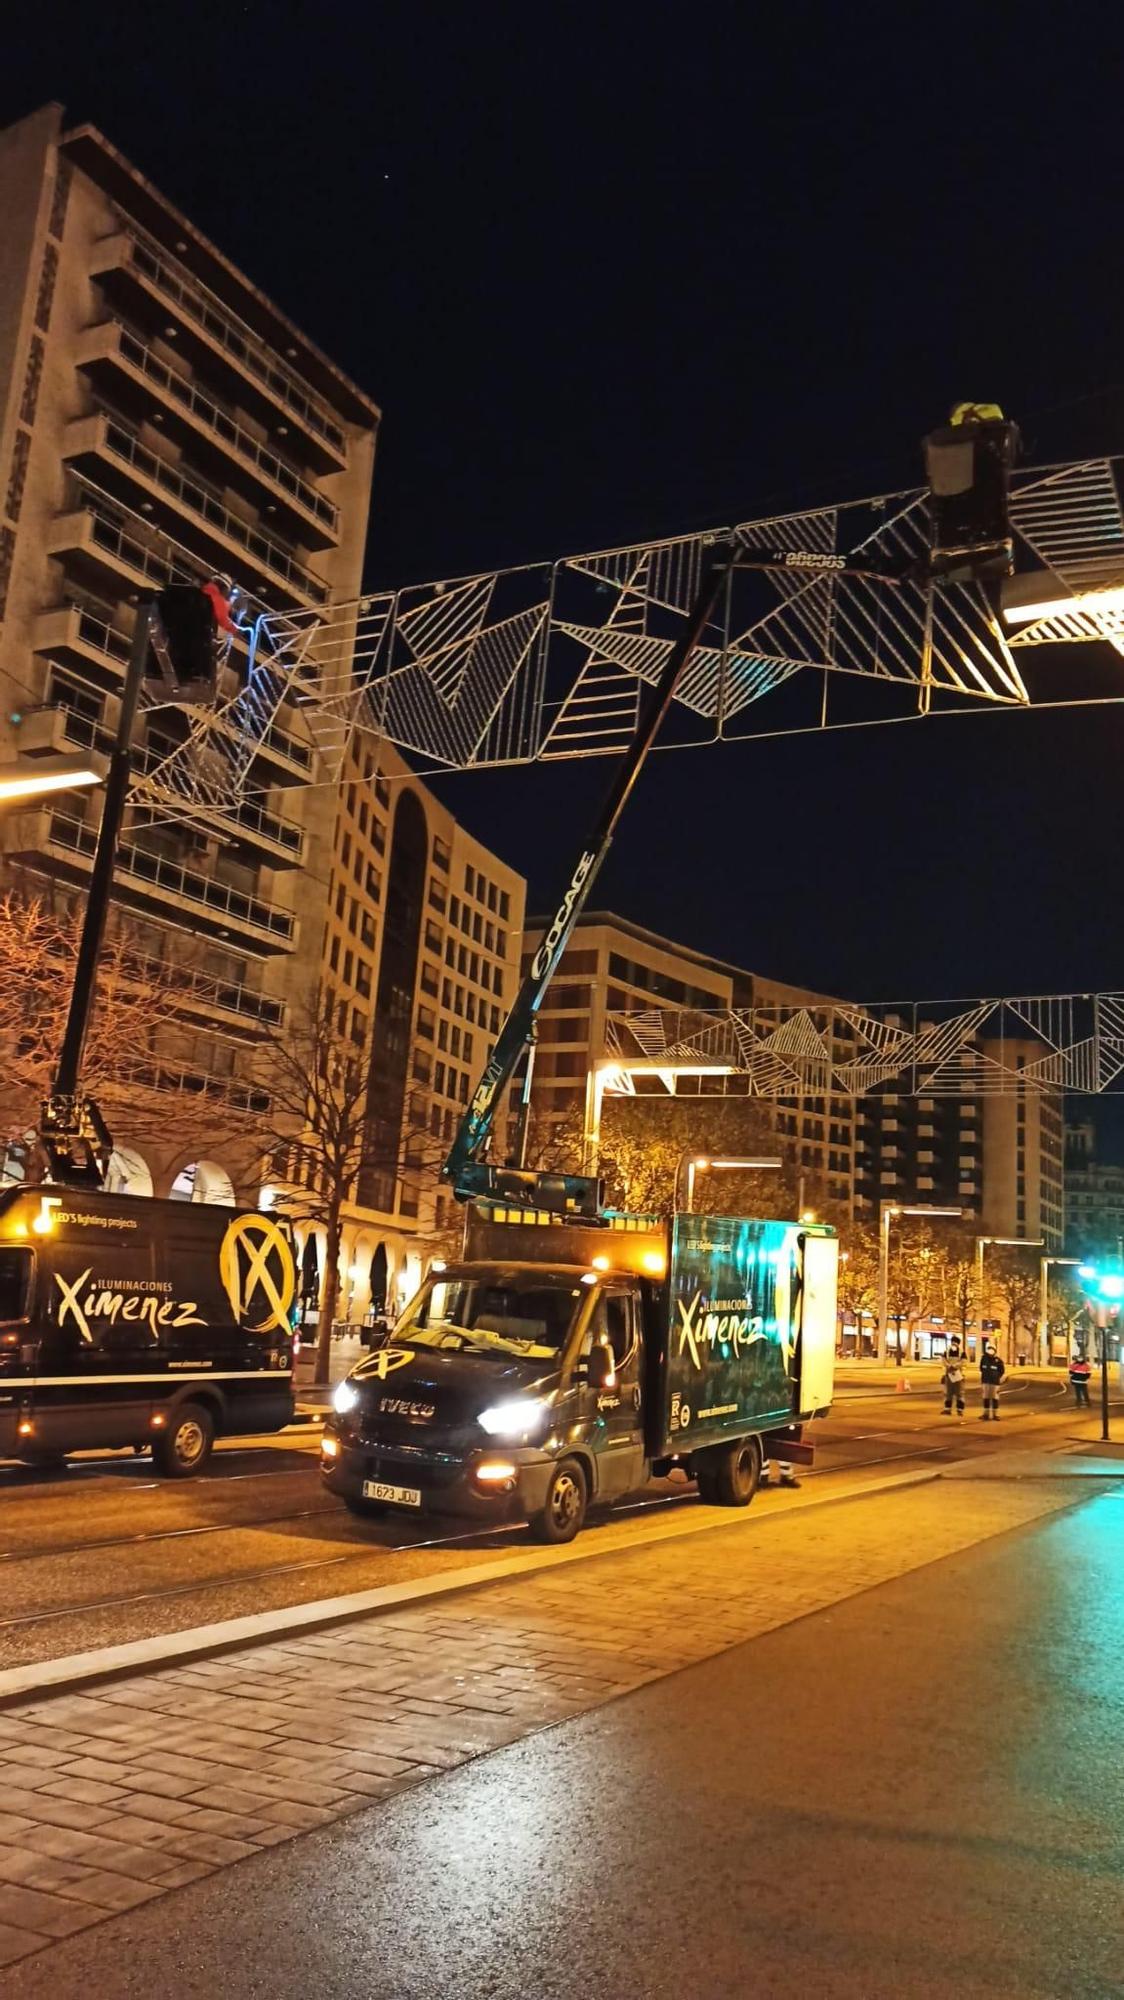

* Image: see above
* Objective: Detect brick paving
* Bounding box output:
[0,1471,1097,1965]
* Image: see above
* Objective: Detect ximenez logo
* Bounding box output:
[55,1270,204,1344]
[675,1289,765,1370]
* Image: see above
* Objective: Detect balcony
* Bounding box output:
[75,322,340,550]
[61,410,330,610]
[32,602,133,683]
[7,806,297,953]
[89,229,347,474]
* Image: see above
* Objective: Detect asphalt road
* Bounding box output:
[0,1364,1113,1670]
[10,1467,1123,1998]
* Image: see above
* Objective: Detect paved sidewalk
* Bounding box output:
[0,1457,1116,1967]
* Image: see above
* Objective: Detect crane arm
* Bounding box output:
[443,539,737,1207]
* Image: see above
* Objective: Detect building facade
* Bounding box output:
[0,104,378,1196]
[854,1029,1064,1252]
[1064,1119,1124,1258]
[521,910,856,1216]
[305,735,525,1318]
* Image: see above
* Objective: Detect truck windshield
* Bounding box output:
[0,1247,31,1324]
[398,1272,583,1361]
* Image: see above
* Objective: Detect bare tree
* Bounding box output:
[0,891,257,1186]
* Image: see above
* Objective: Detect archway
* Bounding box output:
[169,1158,236,1205]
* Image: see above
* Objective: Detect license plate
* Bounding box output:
[363,1479,421,1507]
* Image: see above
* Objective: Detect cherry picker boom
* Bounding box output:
[441,404,1019,1211]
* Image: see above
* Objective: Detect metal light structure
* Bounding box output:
[679,1153,784,1213]
[878,1203,963,1364]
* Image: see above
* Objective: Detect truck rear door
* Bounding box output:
[798,1233,838,1415]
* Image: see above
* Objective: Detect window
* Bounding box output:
[472,912,482,943]
[413,1051,432,1086]
[445,937,455,966]
[491,1005,500,1034]
[425,919,442,952]
[463,1031,474,1062]
[335,883,346,919]
[0,1248,31,1323]
[499,890,510,921]
[450,1025,461,1057]
[360,911,376,950]
[441,978,452,1008]
[450,896,460,925]
[429,880,447,914]
[366,864,381,899]
[438,1019,448,1050]
[420,961,439,998]
[458,1071,469,1102]
[433,836,450,872]
[416,1005,435,1039]
[464,863,475,895]
[458,944,467,974]
[355,964,371,999]
[484,922,495,953]
[343,948,354,985]
[487,881,497,913]
[435,1061,446,1095]
[329,935,340,972]
[341,833,351,867]
[466,993,476,1024]
[375,776,390,807]
[358,800,369,836]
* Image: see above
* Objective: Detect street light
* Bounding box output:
[975,1235,1042,1364]
[0,754,106,802]
[878,1203,963,1364]
[678,1153,784,1213]
[1039,1255,1083,1370]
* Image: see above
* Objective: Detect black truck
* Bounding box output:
[321,1205,837,1541]
[0,1185,297,1474]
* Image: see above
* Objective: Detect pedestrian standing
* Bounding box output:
[1069,1350,1092,1408]
[941,1346,967,1418]
[979,1340,1005,1421]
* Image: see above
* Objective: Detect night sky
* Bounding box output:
[7,5,1124,1088]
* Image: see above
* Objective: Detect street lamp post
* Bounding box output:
[678,1154,783,1213]
[1039,1255,1082,1369]
[975,1235,1043,1365]
[878,1203,963,1365]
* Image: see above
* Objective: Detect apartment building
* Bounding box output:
[520,910,856,1215]
[0,104,379,1193]
[297,735,526,1318]
[1064,1120,1124,1258]
[854,1033,1065,1252]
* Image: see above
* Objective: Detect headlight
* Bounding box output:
[332,1380,360,1415]
[478,1398,548,1438]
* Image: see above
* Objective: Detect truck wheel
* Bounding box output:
[529,1459,588,1544]
[710,1437,761,1507]
[153,1402,214,1478]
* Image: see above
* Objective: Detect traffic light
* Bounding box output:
[147,585,219,701]
[923,404,1019,583]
